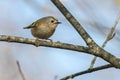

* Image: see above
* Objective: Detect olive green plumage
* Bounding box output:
[24,16,61,39]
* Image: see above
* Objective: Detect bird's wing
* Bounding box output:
[23,21,39,29]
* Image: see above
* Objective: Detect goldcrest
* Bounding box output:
[23,16,61,39]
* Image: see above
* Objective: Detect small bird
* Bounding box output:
[23,16,61,46]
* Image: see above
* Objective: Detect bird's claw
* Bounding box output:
[47,39,53,45]
[35,38,40,47]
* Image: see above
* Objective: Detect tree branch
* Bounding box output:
[17,60,26,80]
[0,35,89,53]
[61,64,114,80]
[51,0,96,46]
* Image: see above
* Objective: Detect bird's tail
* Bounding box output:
[23,22,36,29]
[23,26,32,29]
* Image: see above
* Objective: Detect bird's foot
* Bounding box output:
[35,38,40,47]
[47,39,53,45]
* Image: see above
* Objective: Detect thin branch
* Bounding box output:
[103,12,120,47]
[0,35,89,52]
[61,64,114,80]
[89,56,97,69]
[51,0,96,46]
[17,60,26,80]
[89,12,120,69]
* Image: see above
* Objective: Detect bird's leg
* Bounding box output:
[35,38,40,47]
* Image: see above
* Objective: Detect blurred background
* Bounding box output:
[0,0,120,80]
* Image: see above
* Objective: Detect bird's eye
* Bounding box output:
[51,20,54,23]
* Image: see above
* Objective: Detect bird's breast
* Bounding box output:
[31,27,55,39]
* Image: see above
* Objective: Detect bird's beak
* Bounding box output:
[56,22,61,24]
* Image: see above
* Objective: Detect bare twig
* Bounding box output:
[17,60,26,80]
[90,12,120,69]
[89,56,97,69]
[61,64,114,80]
